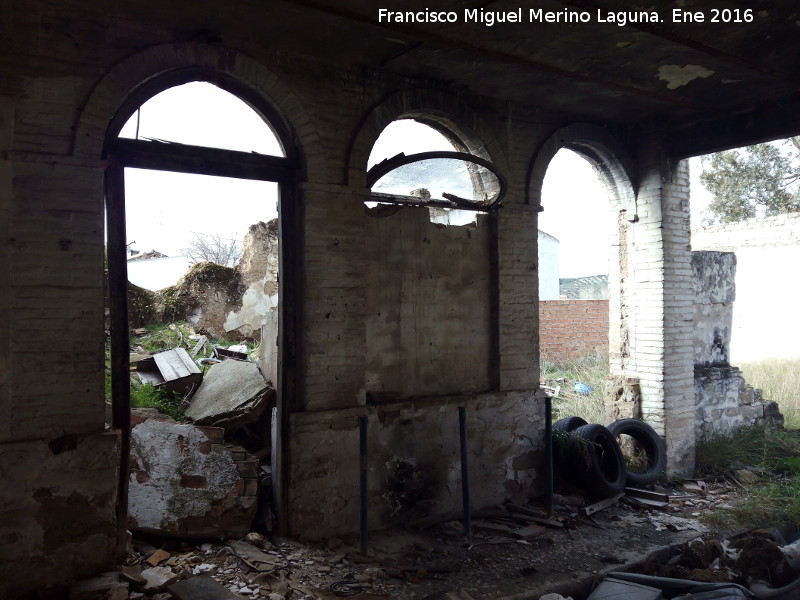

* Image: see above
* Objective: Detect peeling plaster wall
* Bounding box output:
[692,251,735,367]
[288,391,542,536]
[225,220,279,339]
[0,433,119,598]
[365,208,491,399]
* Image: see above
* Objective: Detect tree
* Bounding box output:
[182,232,242,267]
[700,137,800,225]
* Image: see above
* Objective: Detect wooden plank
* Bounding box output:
[579,492,623,517]
[625,487,670,503]
[505,503,547,518]
[622,496,669,510]
[527,516,564,529]
[108,137,294,183]
[512,524,547,540]
[472,520,514,535]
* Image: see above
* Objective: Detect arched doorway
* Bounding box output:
[103,69,299,539]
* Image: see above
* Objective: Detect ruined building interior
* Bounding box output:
[2,1,800,597]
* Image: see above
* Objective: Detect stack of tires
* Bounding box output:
[554,417,666,498]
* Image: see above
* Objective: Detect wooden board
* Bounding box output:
[512,524,547,540]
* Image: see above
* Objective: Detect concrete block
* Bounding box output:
[185,359,273,433]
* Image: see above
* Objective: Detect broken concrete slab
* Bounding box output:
[185,359,273,433]
[128,417,259,539]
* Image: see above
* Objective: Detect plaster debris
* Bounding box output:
[128,415,259,538]
[139,566,179,593]
[185,358,274,433]
[657,64,715,89]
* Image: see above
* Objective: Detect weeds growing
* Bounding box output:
[739,358,800,429]
[698,424,800,530]
[130,383,186,422]
[696,423,800,476]
[541,350,608,424]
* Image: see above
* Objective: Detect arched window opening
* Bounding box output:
[366,120,505,225]
[118,81,285,156]
[538,149,612,422]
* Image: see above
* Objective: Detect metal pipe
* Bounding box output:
[458,406,472,542]
[359,416,368,555]
[545,394,554,516]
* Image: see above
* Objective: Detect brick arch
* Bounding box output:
[528,123,637,219]
[529,124,640,378]
[345,88,508,192]
[73,43,319,176]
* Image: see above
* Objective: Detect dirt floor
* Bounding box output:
[121,477,745,600]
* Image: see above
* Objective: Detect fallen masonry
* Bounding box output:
[128,411,260,539]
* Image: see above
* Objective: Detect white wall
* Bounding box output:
[538,230,560,300]
[127,255,191,291]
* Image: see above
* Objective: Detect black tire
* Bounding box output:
[606,418,666,487]
[553,416,588,432]
[569,424,626,498]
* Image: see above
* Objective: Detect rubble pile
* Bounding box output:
[126,326,275,539]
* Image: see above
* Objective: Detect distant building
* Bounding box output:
[538,230,560,300]
[127,251,191,291]
[559,274,609,300]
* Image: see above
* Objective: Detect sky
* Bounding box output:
[117,82,714,277]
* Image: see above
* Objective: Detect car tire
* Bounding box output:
[606,418,666,487]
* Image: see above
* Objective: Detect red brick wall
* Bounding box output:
[539,300,609,362]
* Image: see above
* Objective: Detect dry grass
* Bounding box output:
[739,358,800,429]
[541,350,608,425]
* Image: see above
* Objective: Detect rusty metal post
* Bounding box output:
[359,415,368,555]
[545,394,554,516]
[458,406,472,542]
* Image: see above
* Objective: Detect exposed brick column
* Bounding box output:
[497,204,539,390]
[628,147,694,475]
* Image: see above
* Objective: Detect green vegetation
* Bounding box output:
[541,350,608,425]
[104,320,254,420]
[136,322,198,353]
[700,136,800,225]
[698,424,800,530]
[739,358,800,429]
[696,423,800,476]
[130,383,186,422]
